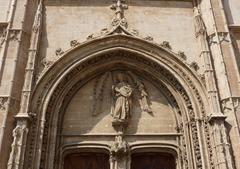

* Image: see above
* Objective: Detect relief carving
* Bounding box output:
[137,82,152,113]
[110,134,130,169]
[194,10,206,37]
[208,32,229,45]
[110,134,129,157]
[7,124,28,169]
[8,29,21,42]
[0,26,7,47]
[110,0,128,28]
[91,70,152,128]
[0,97,8,111]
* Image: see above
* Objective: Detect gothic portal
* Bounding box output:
[0,1,240,169]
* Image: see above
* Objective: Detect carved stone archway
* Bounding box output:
[19,34,215,169]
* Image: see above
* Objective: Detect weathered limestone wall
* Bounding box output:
[231,31,240,76]
[0,0,11,22]
[40,0,198,64]
[223,0,240,25]
[62,78,176,136]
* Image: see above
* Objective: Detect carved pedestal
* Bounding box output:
[110,135,130,169]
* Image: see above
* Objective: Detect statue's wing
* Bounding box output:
[126,71,152,113]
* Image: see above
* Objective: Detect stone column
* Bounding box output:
[194,0,240,168]
[193,4,232,169]
[7,119,29,169]
[6,1,42,169]
[0,0,38,168]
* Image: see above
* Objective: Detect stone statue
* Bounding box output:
[110,135,129,157]
[138,82,152,113]
[111,73,133,123]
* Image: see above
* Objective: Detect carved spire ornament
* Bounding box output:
[110,0,128,28]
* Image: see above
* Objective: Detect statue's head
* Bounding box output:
[116,72,126,82]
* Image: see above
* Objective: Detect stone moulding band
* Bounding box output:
[59,133,183,136]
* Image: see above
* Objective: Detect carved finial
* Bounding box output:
[110,0,128,28]
[111,0,128,19]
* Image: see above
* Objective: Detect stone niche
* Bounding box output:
[61,70,177,136]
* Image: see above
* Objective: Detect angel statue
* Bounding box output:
[111,73,133,123]
[137,82,152,113]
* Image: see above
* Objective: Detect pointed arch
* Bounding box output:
[26,34,213,169]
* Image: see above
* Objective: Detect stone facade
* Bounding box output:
[0,0,239,169]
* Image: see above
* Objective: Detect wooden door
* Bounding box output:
[64,153,110,169]
[131,153,176,169]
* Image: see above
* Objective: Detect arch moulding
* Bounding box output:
[25,34,213,169]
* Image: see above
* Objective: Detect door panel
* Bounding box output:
[131,153,175,169]
[64,153,109,169]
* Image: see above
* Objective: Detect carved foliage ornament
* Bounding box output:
[110,134,129,158]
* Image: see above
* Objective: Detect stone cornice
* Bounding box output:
[229,25,240,33]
